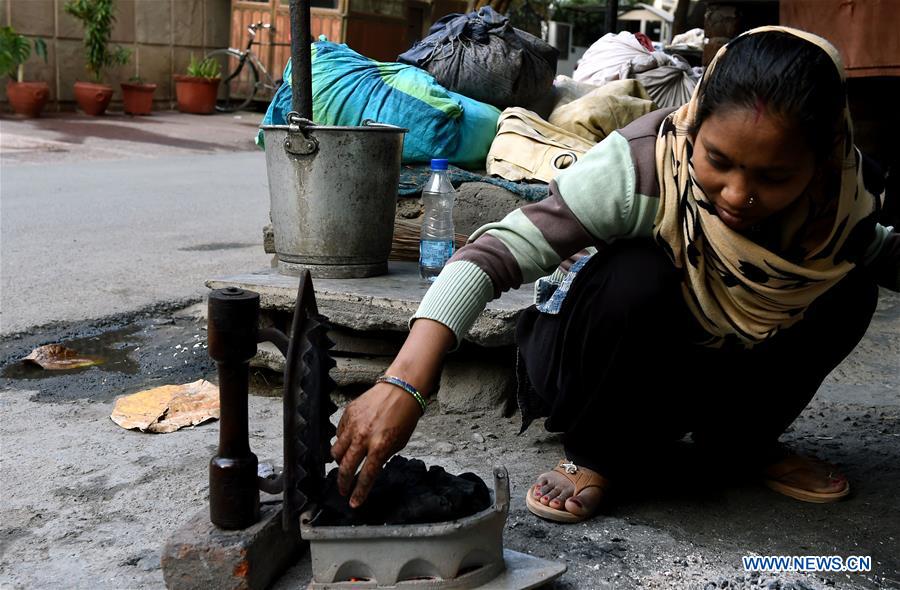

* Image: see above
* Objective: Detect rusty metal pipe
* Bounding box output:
[207,287,261,530]
[289,0,313,120]
[259,326,290,356]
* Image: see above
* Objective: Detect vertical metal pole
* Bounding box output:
[606,0,618,34]
[289,0,313,120]
[207,287,261,530]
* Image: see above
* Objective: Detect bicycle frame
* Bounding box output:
[231,23,278,91]
[210,22,284,111]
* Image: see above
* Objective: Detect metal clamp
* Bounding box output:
[284,111,319,156]
[551,151,578,170]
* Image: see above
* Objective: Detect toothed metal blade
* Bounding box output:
[281,270,338,533]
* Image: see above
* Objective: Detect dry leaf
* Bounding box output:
[22,344,102,370]
[110,379,219,433]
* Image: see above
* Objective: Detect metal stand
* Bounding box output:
[208,287,261,530]
[206,271,336,532]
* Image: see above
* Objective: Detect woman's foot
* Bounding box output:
[763,452,850,503]
[526,461,610,523]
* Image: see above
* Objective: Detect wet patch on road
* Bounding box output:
[0,302,215,403]
[2,325,142,379]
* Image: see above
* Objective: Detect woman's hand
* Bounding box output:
[331,382,422,508]
[329,318,456,508]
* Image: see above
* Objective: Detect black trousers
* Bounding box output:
[516,240,879,476]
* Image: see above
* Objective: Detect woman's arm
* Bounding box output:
[331,318,455,507]
[331,131,646,506]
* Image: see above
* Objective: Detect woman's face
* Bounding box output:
[691,107,817,231]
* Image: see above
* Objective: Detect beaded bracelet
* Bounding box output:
[376,375,427,415]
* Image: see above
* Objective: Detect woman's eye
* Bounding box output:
[706,155,728,170]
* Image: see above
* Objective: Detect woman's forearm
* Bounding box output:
[384,318,456,397]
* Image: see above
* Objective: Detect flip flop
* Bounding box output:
[763,453,850,503]
[525,460,609,523]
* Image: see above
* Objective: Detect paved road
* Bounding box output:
[1,150,271,334]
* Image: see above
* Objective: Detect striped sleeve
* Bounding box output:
[413,130,657,346]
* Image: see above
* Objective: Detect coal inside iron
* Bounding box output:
[312,456,491,526]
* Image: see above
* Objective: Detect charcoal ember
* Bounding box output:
[314,456,491,526]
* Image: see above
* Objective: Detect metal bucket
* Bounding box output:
[261,115,407,278]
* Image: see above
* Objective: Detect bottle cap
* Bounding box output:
[430,158,449,171]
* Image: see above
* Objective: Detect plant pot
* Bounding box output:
[174,75,221,115]
[121,82,157,115]
[6,80,50,118]
[74,81,114,116]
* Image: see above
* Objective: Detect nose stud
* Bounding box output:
[748,195,756,207]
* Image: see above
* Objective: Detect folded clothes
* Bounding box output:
[399,163,549,202]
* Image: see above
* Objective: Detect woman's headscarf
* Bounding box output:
[653,26,879,347]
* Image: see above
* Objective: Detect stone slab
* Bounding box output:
[251,340,513,413]
[327,329,403,356]
[395,181,529,237]
[452,182,530,236]
[252,342,390,388]
[55,1,85,39]
[135,0,172,45]
[9,0,54,36]
[111,0,136,44]
[173,0,203,47]
[204,0,232,48]
[161,502,304,590]
[207,262,535,348]
[438,356,515,414]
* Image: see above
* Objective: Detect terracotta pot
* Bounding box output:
[6,80,50,118]
[121,82,157,115]
[174,75,221,115]
[74,81,114,116]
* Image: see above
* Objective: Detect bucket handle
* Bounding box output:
[284,111,319,156]
[361,119,408,132]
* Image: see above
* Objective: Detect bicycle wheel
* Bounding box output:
[205,49,259,113]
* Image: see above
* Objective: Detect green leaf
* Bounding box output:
[185,54,221,79]
[33,38,48,63]
[0,25,34,79]
[63,0,128,82]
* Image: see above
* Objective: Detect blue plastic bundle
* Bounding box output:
[259,41,500,169]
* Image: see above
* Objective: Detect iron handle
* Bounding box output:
[284,111,319,156]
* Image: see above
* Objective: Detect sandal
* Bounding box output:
[763,452,850,503]
[525,460,609,523]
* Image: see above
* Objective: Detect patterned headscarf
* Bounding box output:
[653,26,878,347]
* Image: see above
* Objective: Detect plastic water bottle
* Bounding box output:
[419,158,456,282]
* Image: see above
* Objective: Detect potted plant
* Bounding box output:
[174,55,221,115]
[0,26,49,117]
[121,75,156,115]
[64,0,130,116]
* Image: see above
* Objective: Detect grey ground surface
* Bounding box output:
[1,112,898,590]
[0,291,898,590]
[1,111,270,335]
